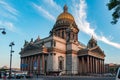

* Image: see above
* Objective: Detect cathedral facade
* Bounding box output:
[19,5,105,75]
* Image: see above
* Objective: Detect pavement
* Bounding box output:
[0,76,115,80]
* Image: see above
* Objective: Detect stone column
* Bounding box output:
[31,56,33,73]
[85,57,87,73]
[79,58,82,74]
[99,59,101,73]
[100,59,102,74]
[26,57,28,71]
[32,56,34,73]
[42,54,44,73]
[101,59,103,73]
[90,57,93,73]
[78,59,80,74]
[89,57,91,73]
[94,58,96,73]
[82,57,85,73]
[20,57,22,71]
[92,57,95,73]
[95,58,97,73]
[24,57,26,71]
[29,57,31,73]
[34,55,37,74]
[25,57,27,71]
[38,55,40,74]
[102,59,105,73]
[60,29,62,37]
[102,59,104,73]
[30,57,32,73]
[22,58,24,71]
[98,59,100,73]
[21,57,23,71]
[87,56,89,73]
[97,59,99,73]
[99,59,101,74]
[28,57,30,74]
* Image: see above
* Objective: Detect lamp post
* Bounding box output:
[0,28,6,35]
[9,42,15,78]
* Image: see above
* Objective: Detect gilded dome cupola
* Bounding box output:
[50,5,79,42]
[57,5,74,22]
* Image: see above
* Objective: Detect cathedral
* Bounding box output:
[19,5,105,75]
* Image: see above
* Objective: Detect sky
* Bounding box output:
[0,0,120,68]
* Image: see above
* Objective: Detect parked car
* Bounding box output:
[116,67,120,80]
[16,74,26,79]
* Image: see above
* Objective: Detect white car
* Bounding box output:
[116,67,120,80]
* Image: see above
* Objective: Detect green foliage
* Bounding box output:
[109,68,114,73]
[0,68,6,71]
[107,0,120,24]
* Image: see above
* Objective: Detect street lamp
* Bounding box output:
[0,28,6,35]
[9,42,15,78]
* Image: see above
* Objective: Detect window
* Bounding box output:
[62,31,64,38]
[59,61,63,70]
[54,41,56,47]
[51,40,56,47]
[58,56,64,71]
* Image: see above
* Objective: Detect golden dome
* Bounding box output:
[57,5,74,21]
[57,12,74,21]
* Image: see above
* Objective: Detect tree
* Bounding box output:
[107,0,120,24]
[109,67,115,73]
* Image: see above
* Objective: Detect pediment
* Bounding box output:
[89,46,105,56]
[78,48,89,55]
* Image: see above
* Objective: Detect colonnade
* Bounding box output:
[55,28,78,41]
[79,56,104,74]
[21,54,46,74]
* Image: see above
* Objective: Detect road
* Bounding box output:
[0,76,115,80]
[39,76,115,80]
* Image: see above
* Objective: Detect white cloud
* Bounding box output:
[0,0,18,18]
[0,21,16,32]
[32,3,55,21]
[0,0,19,32]
[43,0,62,12]
[72,0,120,49]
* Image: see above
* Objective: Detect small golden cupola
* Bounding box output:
[87,36,97,48]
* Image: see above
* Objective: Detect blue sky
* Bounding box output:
[0,0,120,68]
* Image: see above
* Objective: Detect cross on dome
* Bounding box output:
[63,4,68,12]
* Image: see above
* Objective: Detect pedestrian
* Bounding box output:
[36,73,38,78]
[3,72,6,80]
[30,73,33,78]
[0,72,1,78]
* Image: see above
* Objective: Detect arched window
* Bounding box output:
[59,61,62,70]
[58,56,64,71]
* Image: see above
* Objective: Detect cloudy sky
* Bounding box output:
[0,0,120,68]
